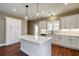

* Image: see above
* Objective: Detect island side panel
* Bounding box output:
[20,39,51,56]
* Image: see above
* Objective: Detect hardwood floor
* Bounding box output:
[0,43,79,56]
[52,45,79,56]
[0,43,28,56]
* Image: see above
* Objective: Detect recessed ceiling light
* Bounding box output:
[64,3,68,5]
[53,13,55,16]
[36,12,39,16]
[13,8,16,11]
[25,16,28,19]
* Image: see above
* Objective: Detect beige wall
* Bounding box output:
[58,8,79,17]
[22,20,27,35]
[0,15,6,44]
[27,21,39,35]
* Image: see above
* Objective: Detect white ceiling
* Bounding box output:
[0,3,79,20]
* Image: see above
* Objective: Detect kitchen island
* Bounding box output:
[19,35,52,56]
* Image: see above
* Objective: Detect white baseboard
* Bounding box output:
[20,48,34,56]
[5,41,20,46]
[0,43,5,47]
[0,41,20,47]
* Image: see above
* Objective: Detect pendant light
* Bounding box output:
[25,5,29,19]
[36,3,39,16]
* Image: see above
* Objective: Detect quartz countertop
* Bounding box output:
[19,35,52,44]
[53,30,79,37]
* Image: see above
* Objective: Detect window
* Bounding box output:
[47,21,60,32]
[47,22,53,32]
[53,21,60,31]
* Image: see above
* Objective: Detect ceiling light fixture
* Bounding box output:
[48,11,51,16]
[36,3,39,16]
[52,13,55,16]
[64,3,68,5]
[13,8,16,11]
[25,5,29,19]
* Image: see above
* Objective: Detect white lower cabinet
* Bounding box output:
[60,36,70,47]
[60,36,78,49]
[54,35,61,45]
[69,37,77,49]
[52,35,60,45]
[52,35,79,50]
[76,37,79,49]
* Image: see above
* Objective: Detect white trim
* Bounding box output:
[20,48,35,56]
[5,41,20,46]
[0,41,20,47]
[0,43,5,47]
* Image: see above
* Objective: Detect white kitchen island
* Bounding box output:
[19,35,52,56]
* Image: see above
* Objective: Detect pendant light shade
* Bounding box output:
[25,5,29,19]
[36,3,39,16]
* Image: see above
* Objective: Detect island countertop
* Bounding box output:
[19,35,52,44]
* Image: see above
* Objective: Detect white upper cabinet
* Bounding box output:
[76,14,79,28]
[39,20,47,34]
[61,16,71,29]
[60,14,78,29]
[68,15,77,28]
[6,17,22,45]
[39,20,47,29]
[60,17,67,29]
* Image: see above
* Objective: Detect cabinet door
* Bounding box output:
[6,18,16,44]
[0,17,5,44]
[39,20,47,35]
[60,36,70,47]
[53,35,61,45]
[60,17,67,29]
[61,15,77,29]
[68,15,77,28]
[61,16,70,29]
[50,35,55,44]
[15,19,21,42]
[65,16,71,28]
[69,37,77,49]
[77,14,79,28]
[76,37,79,49]
[39,20,46,29]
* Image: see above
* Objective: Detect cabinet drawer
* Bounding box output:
[60,36,70,47]
[69,37,77,49]
[76,37,79,49]
[76,14,79,28]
